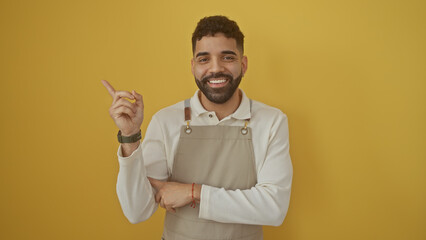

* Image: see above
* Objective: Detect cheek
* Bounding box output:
[229,65,242,76]
[193,66,207,78]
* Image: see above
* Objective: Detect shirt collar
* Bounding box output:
[190,89,251,120]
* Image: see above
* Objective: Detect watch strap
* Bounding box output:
[117,130,142,143]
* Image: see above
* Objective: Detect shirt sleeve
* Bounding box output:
[116,115,169,224]
[198,113,293,226]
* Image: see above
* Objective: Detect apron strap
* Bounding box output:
[184,99,192,134]
[245,99,253,121]
[184,99,191,121]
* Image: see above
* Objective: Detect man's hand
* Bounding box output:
[148,178,196,213]
[101,80,144,136]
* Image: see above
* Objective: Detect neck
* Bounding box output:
[199,89,242,121]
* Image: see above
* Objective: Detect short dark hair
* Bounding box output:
[192,15,245,55]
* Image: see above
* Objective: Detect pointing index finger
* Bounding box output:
[101,80,116,98]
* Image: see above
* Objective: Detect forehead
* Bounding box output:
[194,33,239,56]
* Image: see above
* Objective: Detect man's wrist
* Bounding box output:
[120,141,140,158]
[121,129,140,136]
[118,129,141,143]
[194,184,202,202]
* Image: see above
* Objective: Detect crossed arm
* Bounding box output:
[148,177,201,213]
[116,113,292,226]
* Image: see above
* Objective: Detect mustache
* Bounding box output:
[201,72,233,83]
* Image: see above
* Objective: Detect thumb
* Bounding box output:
[148,177,165,190]
[132,90,144,105]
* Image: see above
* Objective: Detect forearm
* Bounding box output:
[199,183,291,226]
[116,144,158,223]
[121,141,141,157]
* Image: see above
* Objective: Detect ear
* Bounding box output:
[191,58,195,76]
[241,56,248,76]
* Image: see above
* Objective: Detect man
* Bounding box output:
[102,15,292,240]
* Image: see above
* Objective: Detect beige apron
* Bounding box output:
[162,99,263,240]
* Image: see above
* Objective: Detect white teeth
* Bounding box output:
[209,79,227,84]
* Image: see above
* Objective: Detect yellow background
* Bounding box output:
[1,0,425,239]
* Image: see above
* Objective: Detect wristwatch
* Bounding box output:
[117,130,142,143]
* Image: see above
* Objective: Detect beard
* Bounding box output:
[195,71,243,104]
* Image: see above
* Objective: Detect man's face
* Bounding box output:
[191,33,248,104]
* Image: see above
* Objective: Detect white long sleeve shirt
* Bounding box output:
[116,90,293,226]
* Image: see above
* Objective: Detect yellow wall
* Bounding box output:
[1,0,425,239]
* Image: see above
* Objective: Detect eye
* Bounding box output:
[223,55,236,61]
[198,57,209,63]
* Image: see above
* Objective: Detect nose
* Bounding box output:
[208,57,225,74]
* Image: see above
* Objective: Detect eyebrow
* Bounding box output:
[195,50,238,58]
[221,50,237,56]
[195,52,209,58]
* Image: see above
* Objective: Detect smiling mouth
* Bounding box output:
[209,79,227,84]
[207,78,228,88]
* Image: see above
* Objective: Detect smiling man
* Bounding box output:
[102,15,293,240]
[193,33,246,105]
